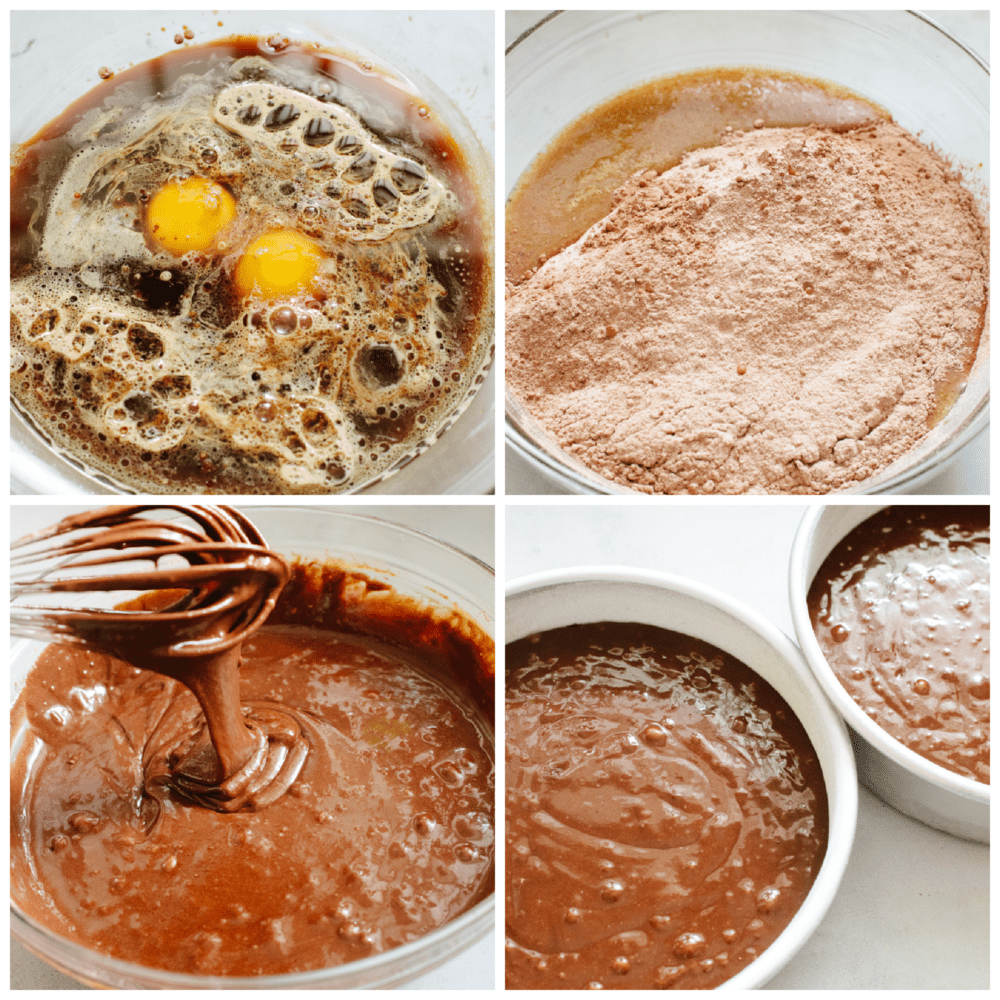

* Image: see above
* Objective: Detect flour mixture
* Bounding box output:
[506,72,987,495]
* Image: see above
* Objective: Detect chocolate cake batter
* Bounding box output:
[808,505,989,784]
[505,622,827,990]
[11,507,494,977]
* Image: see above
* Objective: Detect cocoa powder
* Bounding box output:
[506,121,988,494]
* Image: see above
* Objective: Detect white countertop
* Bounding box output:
[505,504,988,989]
[10,504,495,990]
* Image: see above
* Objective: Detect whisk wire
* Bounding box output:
[10,505,289,653]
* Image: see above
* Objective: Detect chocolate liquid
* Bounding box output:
[808,505,989,784]
[505,622,827,990]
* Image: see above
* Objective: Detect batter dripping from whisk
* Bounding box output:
[12,504,301,814]
[11,506,494,976]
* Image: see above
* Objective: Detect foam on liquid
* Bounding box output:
[11,42,491,494]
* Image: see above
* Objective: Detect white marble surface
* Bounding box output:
[9,503,495,991]
[505,504,988,989]
[504,9,990,497]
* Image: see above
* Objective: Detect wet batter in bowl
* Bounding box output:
[505,621,827,989]
[12,35,492,494]
[808,505,989,784]
[10,510,495,976]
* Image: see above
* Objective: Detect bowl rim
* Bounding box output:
[506,9,989,73]
[10,895,495,990]
[503,8,990,497]
[246,504,497,578]
[788,504,989,804]
[505,565,858,990]
[10,504,496,988]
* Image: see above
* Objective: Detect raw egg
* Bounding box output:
[146,176,236,255]
[234,229,323,300]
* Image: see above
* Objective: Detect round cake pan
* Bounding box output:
[788,504,989,843]
[11,10,495,496]
[506,10,988,495]
[10,506,495,989]
[506,567,857,989]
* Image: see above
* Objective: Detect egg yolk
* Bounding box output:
[146,177,236,255]
[234,230,323,300]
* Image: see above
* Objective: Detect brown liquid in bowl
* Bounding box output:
[11,558,495,977]
[506,68,884,285]
[12,36,490,494]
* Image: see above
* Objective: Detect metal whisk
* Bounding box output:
[11,504,289,656]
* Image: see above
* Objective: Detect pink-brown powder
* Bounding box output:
[506,121,988,495]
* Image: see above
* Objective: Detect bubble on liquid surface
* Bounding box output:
[601,880,624,903]
[673,932,706,959]
[269,307,297,335]
[756,887,781,913]
[830,623,851,643]
[641,722,668,747]
[454,842,479,863]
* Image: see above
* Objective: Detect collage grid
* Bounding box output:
[8,9,989,992]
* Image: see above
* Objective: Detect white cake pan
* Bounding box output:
[506,567,857,989]
[789,504,989,843]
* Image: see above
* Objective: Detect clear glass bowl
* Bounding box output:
[506,10,988,495]
[10,506,495,989]
[11,11,495,495]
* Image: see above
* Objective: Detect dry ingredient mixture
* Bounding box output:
[11,507,495,977]
[808,505,989,784]
[11,36,491,494]
[506,74,987,495]
[506,622,828,990]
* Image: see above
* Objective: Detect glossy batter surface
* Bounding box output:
[11,562,495,977]
[505,622,827,990]
[808,505,989,784]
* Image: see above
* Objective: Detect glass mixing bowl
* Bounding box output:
[11,11,495,495]
[506,10,988,495]
[10,506,495,989]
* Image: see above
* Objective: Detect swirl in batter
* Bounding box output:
[505,622,827,990]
